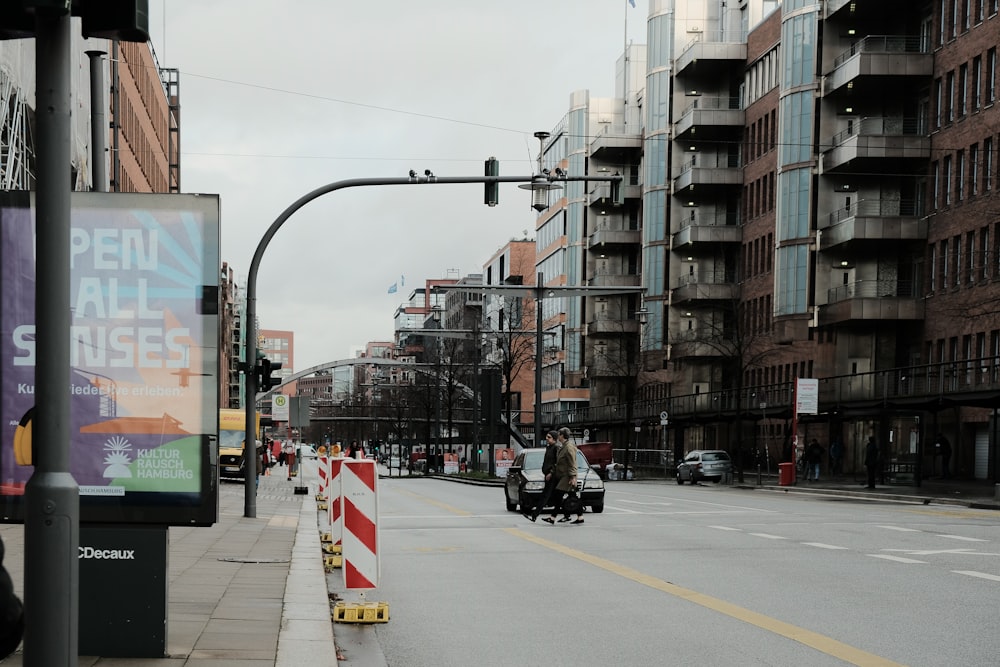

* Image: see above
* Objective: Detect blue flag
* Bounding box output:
[387,283,398,294]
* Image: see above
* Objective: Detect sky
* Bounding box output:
[147,0,650,371]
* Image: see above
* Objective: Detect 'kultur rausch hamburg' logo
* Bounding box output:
[102,436,133,478]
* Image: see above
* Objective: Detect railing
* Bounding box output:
[680,210,740,228]
[680,29,749,53]
[675,270,737,288]
[678,96,743,118]
[827,199,923,225]
[827,279,918,303]
[825,117,925,150]
[832,35,928,69]
[678,153,741,172]
[552,357,1000,429]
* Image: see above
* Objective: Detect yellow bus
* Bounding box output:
[219,408,260,480]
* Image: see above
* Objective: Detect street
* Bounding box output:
[353,475,1000,666]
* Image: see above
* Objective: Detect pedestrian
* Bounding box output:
[544,427,584,525]
[829,438,843,476]
[935,433,952,478]
[348,440,362,459]
[0,536,23,660]
[863,436,879,489]
[278,445,287,467]
[524,430,559,522]
[255,440,266,487]
[804,438,824,481]
[283,441,296,480]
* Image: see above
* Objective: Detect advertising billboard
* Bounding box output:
[0,192,221,525]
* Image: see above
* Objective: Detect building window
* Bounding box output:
[971,144,980,196]
[985,137,993,191]
[934,78,943,128]
[932,160,941,209]
[973,56,982,110]
[957,150,965,201]
[944,155,953,205]
[942,238,950,287]
[930,242,938,291]
[959,64,969,117]
[980,225,990,280]
[946,70,956,121]
[989,49,997,104]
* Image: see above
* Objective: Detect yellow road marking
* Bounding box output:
[901,508,986,518]
[505,527,906,667]
[393,488,472,516]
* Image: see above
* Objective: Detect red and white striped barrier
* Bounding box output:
[317,455,329,499]
[341,458,379,590]
[325,457,344,541]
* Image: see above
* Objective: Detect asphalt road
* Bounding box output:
[347,475,1000,667]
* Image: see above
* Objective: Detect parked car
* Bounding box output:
[297,444,318,459]
[676,450,732,484]
[505,448,605,514]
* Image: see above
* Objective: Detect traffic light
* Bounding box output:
[484,157,499,207]
[258,357,283,392]
[0,1,150,42]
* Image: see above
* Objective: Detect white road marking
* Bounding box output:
[708,525,742,531]
[952,570,1000,582]
[868,554,927,564]
[802,542,849,550]
[875,525,921,532]
[883,548,1000,557]
[936,534,988,542]
[617,499,674,507]
[749,532,787,540]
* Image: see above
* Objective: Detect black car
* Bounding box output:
[505,448,605,514]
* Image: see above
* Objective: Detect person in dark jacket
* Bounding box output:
[545,429,583,525]
[864,436,880,489]
[524,430,559,522]
[0,535,23,659]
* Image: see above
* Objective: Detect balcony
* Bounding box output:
[672,214,742,250]
[674,32,747,77]
[819,279,924,325]
[669,338,726,360]
[820,199,927,250]
[674,96,744,140]
[587,316,640,335]
[672,154,741,195]
[589,225,641,249]
[821,117,929,173]
[824,36,932,95]
[589,181,641,206]
[590,126,642,161]
[671,271,737,304]
[589,273,641,288]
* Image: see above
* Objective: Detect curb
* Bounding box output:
[739,483,1000,510]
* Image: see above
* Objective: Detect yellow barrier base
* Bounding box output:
[332,601,389,624]
[320,532,332,543]
[317,503,327,511]
[315,494,327,501]
[323,544,342,554]
[324,555,342,569]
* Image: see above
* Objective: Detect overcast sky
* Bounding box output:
[147,0,649,371]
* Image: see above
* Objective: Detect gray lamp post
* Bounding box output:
[430,305,443,473]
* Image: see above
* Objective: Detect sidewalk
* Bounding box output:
[735,472,1000,510]
[0,471,338,666]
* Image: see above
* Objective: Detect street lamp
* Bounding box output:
[622,307,649,482]
[430,305,444,473]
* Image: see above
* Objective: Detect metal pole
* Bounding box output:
[242,173,622,514]
[535,271,544,446]
[25,10,79,666]
[86,50,108,192]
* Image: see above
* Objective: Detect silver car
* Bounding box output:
[676,449,732,484]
